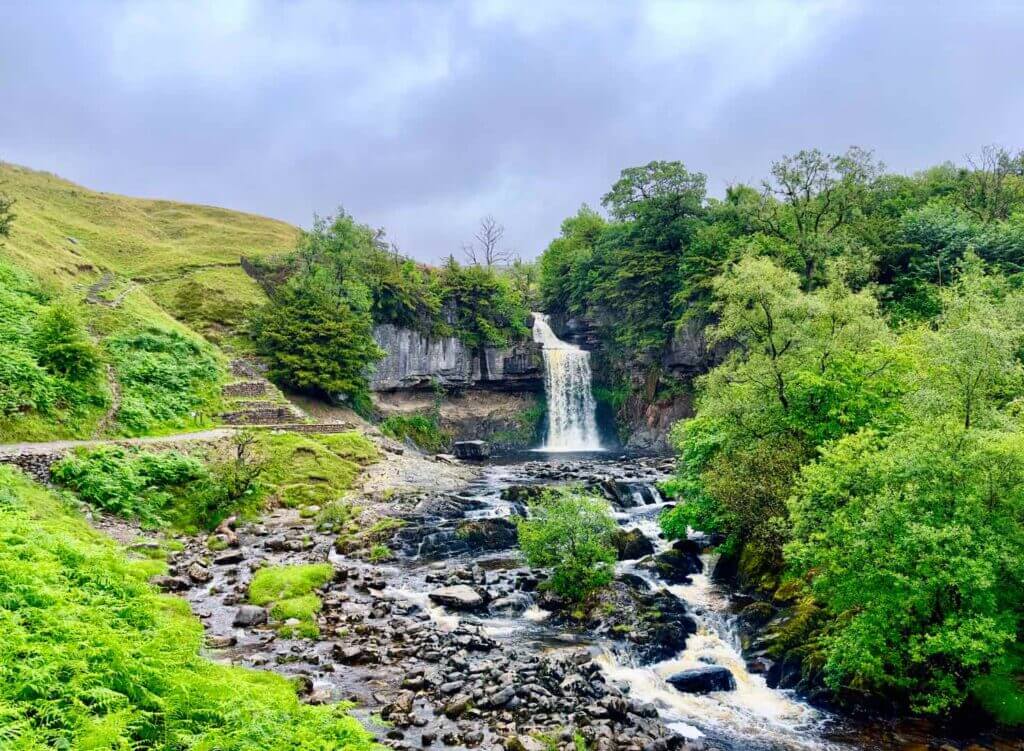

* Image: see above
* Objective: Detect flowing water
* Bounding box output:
[532,314,603,451]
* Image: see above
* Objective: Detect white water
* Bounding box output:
[532,313,603,451]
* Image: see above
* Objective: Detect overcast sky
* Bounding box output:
[2,1,1023,262]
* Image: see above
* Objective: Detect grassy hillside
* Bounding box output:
[0,465,377,750]
[0,163,301,441]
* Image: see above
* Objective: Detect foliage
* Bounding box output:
[250,267,383,412]
[436,257,529,348]
[379,412,451,453]
[516,487,617,602]
[105,326,223,435]
[786,425,1024,715]
[0,465,376,750]
[0,260,109,440]
[51,442,265,532]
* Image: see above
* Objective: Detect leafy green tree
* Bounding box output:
[538,205,605,315]
[436,257,528,348]
[602,160,707,221]
[516,487,617,602]
[786,425,1024,715]
[250,268,383,413]
[757,147,880,290]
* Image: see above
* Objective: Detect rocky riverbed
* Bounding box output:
[143,452,1022,751]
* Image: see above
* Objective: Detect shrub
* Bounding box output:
[0,466,376,750]
[379,413,451,453]
[51,443,265,532]
[516,487,617,602]
[105,326,222,434]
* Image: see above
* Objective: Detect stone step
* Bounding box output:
[221,380,267,398]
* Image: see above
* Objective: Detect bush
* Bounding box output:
[379,413,451,453]
[51,443,266,532]
[516,487,617,602]
[105,326,222,434]
[0,466,376,750]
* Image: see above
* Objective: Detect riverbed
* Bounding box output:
[171,450,1021,751]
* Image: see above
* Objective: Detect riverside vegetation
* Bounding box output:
[537,147,1024,724]
[1,144,1023,749]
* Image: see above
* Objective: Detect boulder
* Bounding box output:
[667,666,736,694]
[150,575,190,592]
[428,584,486,610]
[454,517,518,550]
[232,605,268,627]
[611,528,655,560]
[453,440,491,460]
[653,539,703,584]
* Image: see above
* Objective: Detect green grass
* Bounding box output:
[0,465,376,750]
[0,162,298,288]
[258,432,378,508]
[249,564,333,639]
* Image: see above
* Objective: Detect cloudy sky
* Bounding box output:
[2,1,1023,261]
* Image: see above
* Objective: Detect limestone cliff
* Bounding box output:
[369,324,543,392]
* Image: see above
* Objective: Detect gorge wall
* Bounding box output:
[369,325,545,449]
[549,314,726,453]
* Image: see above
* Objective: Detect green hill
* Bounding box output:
[0,163,301,441]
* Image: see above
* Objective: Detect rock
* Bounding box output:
[454,518,518,551]
[453,440,491,460]
[611,528,655,561]
[666,666,736,694]
[428,585,485,610]
[443,695,470,719]
[505,735,547,751]
[150,575,190,592]
[188,563,212,583]
[232,605,268,627]
[653,539,702,584]
[214,550,245,565]
[333,645,370,665]
[490,593,532,616]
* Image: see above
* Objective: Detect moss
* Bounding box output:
[368,544,392,562]
[271,594,322,622]
[258,432,377,509]
[249,563,333,605]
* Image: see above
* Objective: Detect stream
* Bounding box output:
[172,450,1022,751]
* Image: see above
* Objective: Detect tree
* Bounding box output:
[0,191,14,244]
[516,488,617,602]
[602,160,707,221]
[250,269,383,413]
[757,147,880,290]
[462,215,512,267]
[29,304,102,383]
[909,253,1024,430]
[538,205,605,314]
[958,144,1024,223]
[786,425,1024,715]
[436,258,528,348]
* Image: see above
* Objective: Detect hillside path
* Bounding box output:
[0,428,236,457]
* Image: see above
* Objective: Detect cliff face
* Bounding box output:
[369,325,543,392]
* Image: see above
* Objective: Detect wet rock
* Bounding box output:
[652,539,702,584]
[490,592,532,616]
[188,562,212,583]
[453,440,490,460]
[505,735,547,751]
[666,666,736,694]
[428,585,486,611]
[611,527,655,561]
[443,695,471,718]
[213,550,245,565]
[454,518,518,551]
[151,575,190,592]
[232,605,268,627]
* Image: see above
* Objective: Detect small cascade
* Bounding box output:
[532,313,603,451]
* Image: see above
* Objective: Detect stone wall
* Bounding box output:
[370,324,543,392]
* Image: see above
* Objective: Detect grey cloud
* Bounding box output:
[2,1,1023,261]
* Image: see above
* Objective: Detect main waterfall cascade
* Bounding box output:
[532,313,604,451]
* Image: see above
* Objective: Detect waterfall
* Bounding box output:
[532,313,603,451]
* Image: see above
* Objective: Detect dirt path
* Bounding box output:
[0,428,237,457]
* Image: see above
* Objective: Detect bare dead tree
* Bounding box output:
[462,215,513,267]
